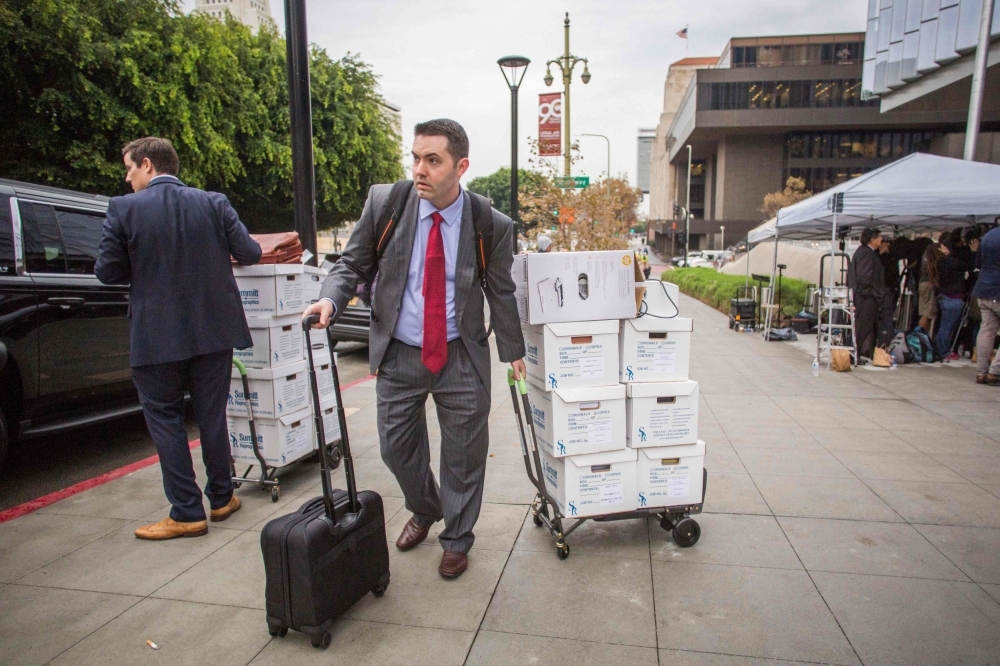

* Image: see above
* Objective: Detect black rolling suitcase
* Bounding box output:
[260,316,390,649]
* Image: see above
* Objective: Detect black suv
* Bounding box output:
[0,179,136,474]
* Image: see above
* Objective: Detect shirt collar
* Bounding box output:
[149,174,181,185]
[418,187,464,227]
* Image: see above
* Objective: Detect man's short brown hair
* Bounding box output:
[122,137,180,176]
[413,119,469,163]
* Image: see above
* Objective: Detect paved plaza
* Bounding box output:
[2,293,1000,665]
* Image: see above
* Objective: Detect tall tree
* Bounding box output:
[759,176,812,220]
[0,0,402,231]
[466,167,548,221]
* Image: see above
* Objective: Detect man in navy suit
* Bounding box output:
[96,137,261,540]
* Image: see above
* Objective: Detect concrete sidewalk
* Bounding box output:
[2,294,1000,665]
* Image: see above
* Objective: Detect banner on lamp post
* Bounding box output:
[538,93,562,157]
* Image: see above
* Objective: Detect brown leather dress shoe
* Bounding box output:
[439,550,468,579]
[210,495,241,522]
[135,517,208,540]
[988,373,1000,386]
[395,517,431,551]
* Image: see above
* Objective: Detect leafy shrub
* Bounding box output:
[662,267,810,318]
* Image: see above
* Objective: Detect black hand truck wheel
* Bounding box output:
[556,540,570,559]
[533,513,544,526]
[271,487,280,502]
[672,517,701,548]
[327,445,343,470]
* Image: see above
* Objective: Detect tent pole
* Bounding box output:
[745,234,750,290]
[828,212,837,368]
[766,230,779,340]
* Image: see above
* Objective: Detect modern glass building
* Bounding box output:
[646,31,980,255]
[860,0,999,163]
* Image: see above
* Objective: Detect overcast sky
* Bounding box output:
[183,0,869,187]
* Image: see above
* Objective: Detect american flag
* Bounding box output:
[676,26,688,39]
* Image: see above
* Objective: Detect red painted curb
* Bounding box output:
[0,439,202,525]
[342,374,375,389]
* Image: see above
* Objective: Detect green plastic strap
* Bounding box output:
[231,358,247,376]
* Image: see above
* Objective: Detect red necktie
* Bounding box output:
[422,212,448,373]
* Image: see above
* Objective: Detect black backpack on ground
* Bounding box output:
[260,319,390,649]
[357,180,494,308]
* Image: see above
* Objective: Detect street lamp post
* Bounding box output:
[580,133,610,194]
[720,225,725,251]
[544,13,591,177]
[498,56,530,232]
[284,0,317,265]
[684,144,692,267]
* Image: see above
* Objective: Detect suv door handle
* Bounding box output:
[47,297,86,309]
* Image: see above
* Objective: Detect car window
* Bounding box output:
[55,208,104,274]
[0,196,13,274]
[19,202,67,274]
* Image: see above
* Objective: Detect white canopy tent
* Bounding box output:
[764,153,1000,348]
[747,218,776,244]
[774,153,1000,241]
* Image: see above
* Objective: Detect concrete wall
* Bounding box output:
[930,132,1000,164]
[715,134,785,221]
[649,64,709,221]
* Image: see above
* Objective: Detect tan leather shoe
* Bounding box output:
[135,517,208,540]
[395,517,431,551]
[438,550,468,579]
[210,495,241,522]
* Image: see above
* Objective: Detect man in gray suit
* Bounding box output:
[302,119,525,579]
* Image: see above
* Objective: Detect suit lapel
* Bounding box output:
[454,190,476,327]
[394,187,421,282]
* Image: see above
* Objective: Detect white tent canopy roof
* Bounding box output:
[774,153,1000,240]
[747,218,775,244]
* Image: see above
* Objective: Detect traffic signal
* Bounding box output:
[673,203,680,217]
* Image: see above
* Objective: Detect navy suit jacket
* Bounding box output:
[95,176,262,367]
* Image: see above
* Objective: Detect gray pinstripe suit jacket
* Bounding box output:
[319,184,525,389]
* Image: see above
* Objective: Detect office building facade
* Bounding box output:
[861,0,1000,162]
[647,32,975,256]
[194,0,277,32]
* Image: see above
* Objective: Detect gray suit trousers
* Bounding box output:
[376,338,491,553]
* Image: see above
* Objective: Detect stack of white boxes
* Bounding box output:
[621,282,705,512]
[513,251,705,519]
[227,262,339,469]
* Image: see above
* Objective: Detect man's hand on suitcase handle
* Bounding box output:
[510,359,526,381]
[302,299,334,328]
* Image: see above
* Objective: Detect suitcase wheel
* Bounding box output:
[267,625,287,638]
[311,631,332,649]
[372,571,391,597]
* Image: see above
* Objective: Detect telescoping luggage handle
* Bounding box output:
[302,315,360,521]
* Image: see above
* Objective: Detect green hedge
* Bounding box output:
[661,267,810,318]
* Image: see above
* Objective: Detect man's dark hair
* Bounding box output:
[860,227,882,246]
[413,119,469,163]
[122,137,180,176]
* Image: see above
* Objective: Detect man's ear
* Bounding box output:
[141,157,154,173]
[455,157,470,179]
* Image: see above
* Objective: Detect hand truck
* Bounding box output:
[508,369,706,559]
[229,356,342,502]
